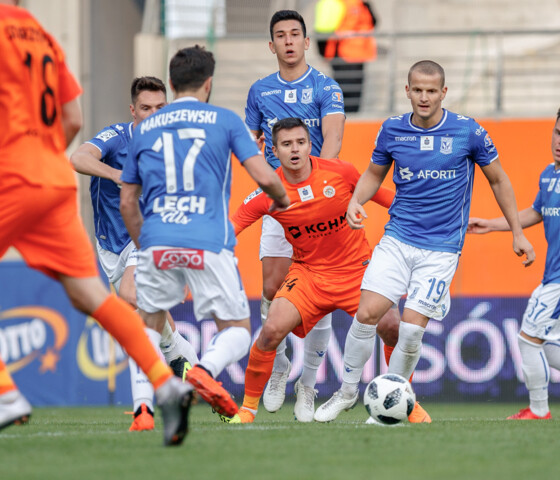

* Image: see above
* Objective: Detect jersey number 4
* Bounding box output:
[151,128,206,193]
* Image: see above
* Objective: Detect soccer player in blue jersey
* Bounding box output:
[244,9,347,421]
[315,59,535,422]
[468,109,560,420]
[120,46,289,420]
[71,76,199,431]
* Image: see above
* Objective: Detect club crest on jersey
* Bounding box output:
[152,248,204,270]
[301,88,313,104]
[298,185,314,202]
[323,185,335,198]
[284,89,297,103]
[420,136,434,151]
[440,137,453,155]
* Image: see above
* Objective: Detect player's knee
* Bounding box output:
[396,322,425,354]
[377,311,400,347]
[262,278,283,300]
[259,321,286,351]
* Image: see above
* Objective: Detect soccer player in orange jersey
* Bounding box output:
[230,117,394,423]
[0,1,226,445]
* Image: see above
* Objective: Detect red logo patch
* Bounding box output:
[152,249,204,270]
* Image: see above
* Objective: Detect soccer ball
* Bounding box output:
[364,373,416,425]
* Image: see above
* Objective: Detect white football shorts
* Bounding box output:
[96,240,138,292]
[361,235,459,321]
[259,214,293,260]
[135,246,250,321]
[520,282,560,341]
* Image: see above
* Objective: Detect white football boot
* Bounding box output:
[263,360,291,412]
[293,377,317,423]
[314,389,358,422]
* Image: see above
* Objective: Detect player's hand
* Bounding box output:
[513,233,535,267]
[269,194,290,213]
[467,217,491,234]
[347,199,367,229]
[257,134,265,150]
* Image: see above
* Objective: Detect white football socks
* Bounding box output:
[199,326,251,379]
[543,340,560,370]
[129,327,161,412]
[300,313,332,388]
[518,334,549,416]
[159,320,199,366]
[341,316,376,397]
[388,321,425,380]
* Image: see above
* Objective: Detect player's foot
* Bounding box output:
[263,360,291,412]
[408,401,432,423]
[293,377,317,423]
[0,390,32,431]
[169,356,192,382]
[155,376,193,446]
[507,407,552,420]
[217,412,241,424]
[185,365,238,417]
[128,403,155,431]
[314,389,358,423]
[237,408,256,424]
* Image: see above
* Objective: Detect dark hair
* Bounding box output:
[557,108,560,122]
[269,10,307,40]
[271,117,310,146]
[408,60,446,88]
[130,76,166,104]
[169,45,215,93]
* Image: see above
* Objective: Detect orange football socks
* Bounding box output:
[0,358,17,395]
[242,343,277,410]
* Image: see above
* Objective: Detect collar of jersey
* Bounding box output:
[276,65,312,85]
[172,96,199,104]
[128,122,134,138]
[407,109,448,132]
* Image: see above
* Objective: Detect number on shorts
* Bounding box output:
[151,128,206,193]
[527,299,548,321]
[426,277,446,303]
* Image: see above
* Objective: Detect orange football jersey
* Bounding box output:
[0,5,82,188]
[232,156,393,276]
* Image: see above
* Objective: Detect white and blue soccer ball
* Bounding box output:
[364,373,416,425]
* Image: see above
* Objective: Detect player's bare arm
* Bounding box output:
[481,159,536,266]
[250,128,265,150]
[347,162,390,229]
[319,113,345,158]
[243,154,290,211]
[468,207,543,234]
[70,143,123,185]
[120,182,143,248]
[61,98,82,146]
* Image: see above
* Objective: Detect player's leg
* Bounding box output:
[239,297,302,423]
[100,245,156,432]
[0,358,32,431]
[507,284,559,420]
[314,290,393,422]
[164,248,250,418]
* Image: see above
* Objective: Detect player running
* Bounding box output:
[231,117,396,423]
[70,76,199,432]
[120,46,289,421]
[469,108,560,420]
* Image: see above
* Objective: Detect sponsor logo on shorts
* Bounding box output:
[152,248,204,270]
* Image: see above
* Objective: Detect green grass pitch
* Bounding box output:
[0,402,557,480]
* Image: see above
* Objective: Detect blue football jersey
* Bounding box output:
[87,122,134,254]
[245,65,345,168]
[372,110,498,253]
[532,163,560,284]
[122,97,262,253]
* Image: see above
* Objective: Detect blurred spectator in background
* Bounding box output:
[315,0,377,113]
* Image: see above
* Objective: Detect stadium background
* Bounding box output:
[2,0,560,406]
